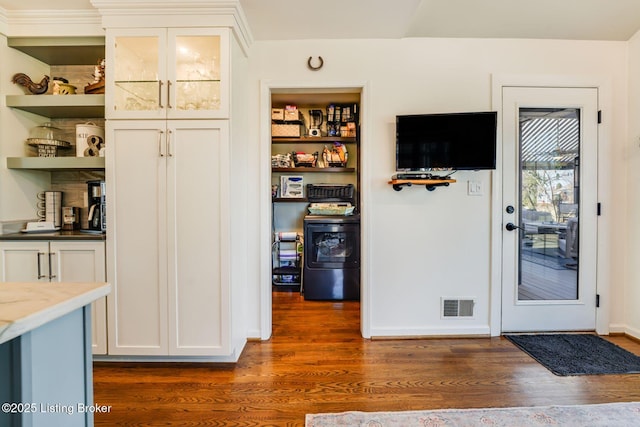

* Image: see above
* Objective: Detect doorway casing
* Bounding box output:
[258,80,371,340]
[490,74,612,336]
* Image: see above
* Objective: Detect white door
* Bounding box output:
[501,86,598,332]
[106,121,169,355]
[167,120,230,355]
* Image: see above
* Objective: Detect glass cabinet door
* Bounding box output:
[106,28,228,120]
[167,28,229,119]
[108,29,166,119]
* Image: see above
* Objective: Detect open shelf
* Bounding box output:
[7,36,105,65]
[273,197,309,203]
[6,94,105,118]
[272,136,357,144]
[7,157,105,171]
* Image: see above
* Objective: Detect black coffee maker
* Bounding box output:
[87,180,106,232]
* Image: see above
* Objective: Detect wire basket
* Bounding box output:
[292,151,318,167]
[306,184,354,201]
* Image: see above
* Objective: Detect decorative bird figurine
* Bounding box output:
[11,73,50,95]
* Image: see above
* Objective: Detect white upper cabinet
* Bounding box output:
[106,27,229,120]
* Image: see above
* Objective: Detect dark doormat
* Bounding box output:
[505,334,640,376]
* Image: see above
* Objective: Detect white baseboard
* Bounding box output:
[370,325,491,339]
[608,323,640,340]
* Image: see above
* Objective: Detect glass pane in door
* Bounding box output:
[518,108,579,301]
[174,35,221,111]
[113,36,160,112]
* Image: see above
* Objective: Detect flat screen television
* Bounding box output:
[396,111,497,171]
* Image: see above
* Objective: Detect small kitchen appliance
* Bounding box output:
[62,206,80,230]
[308,109,323,137]
[36,191,62,227]
[87,180,106,232]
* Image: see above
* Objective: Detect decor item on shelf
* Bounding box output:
[292,151,318,167]
[11,73,49,95]
[75,122,105,157]
[26,123,71,157]
[84,59,105,94]
[51,76,76,95]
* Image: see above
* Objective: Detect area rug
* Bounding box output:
[505,334,640,376]
[305,402,640,426]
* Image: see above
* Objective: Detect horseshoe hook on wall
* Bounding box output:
[307,56,324,71]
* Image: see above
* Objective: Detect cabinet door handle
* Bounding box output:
[167,130,173,157]
[37,252,46,279]
[158,80,164,109]
[158,130,165,157]
[48,252,56,280]
[167,80,172,109]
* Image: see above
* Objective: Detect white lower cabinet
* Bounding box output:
[0,240,108,354]
[106,120,232,357]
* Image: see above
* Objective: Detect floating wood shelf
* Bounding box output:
[388,178,456,192]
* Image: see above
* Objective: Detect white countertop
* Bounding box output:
[0,282,111,345]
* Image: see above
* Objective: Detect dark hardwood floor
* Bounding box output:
[93,289,640,426]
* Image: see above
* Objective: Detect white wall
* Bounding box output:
[624,31,640,337]
[246,37,628,338]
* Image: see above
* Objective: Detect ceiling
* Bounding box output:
[2,0,640,42]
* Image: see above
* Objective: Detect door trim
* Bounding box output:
[490,74,613,336]
[258,80,372,340]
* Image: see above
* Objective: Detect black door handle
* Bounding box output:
[505,222,523,231]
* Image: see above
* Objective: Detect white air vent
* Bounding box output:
[441,298,475,318]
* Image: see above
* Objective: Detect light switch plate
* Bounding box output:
[468,180,483,196]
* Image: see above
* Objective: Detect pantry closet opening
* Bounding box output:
[265,85,366,339]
